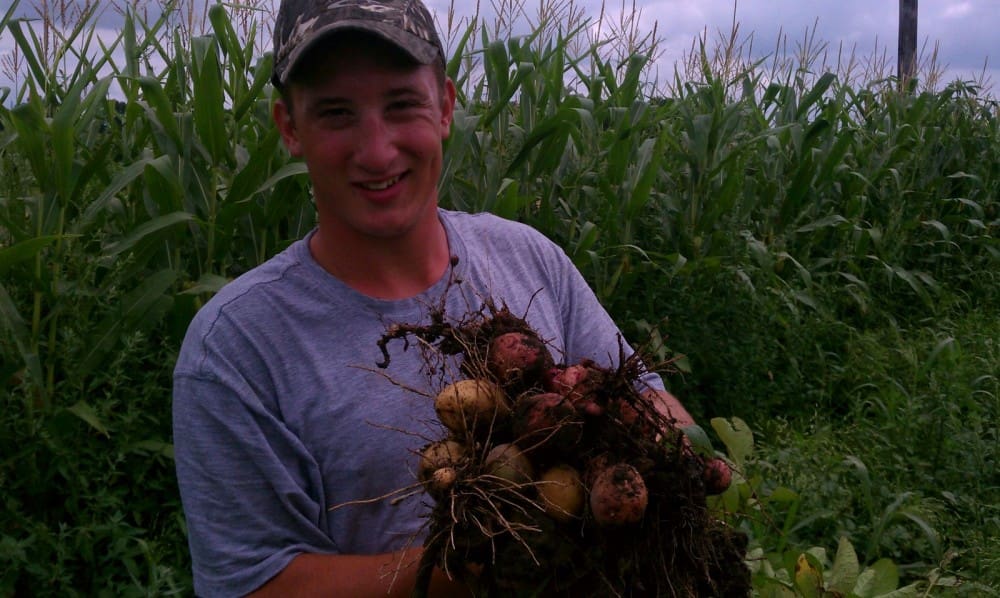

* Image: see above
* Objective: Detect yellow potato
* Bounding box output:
[434,378,510,435]
[484,443,534,485]
[418,439,467,482]
[537,464,585,523]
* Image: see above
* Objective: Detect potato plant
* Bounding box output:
[377,286,750,597]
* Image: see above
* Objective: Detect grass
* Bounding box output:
[1,0,997,594]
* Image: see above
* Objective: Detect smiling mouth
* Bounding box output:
[359,174,403,191]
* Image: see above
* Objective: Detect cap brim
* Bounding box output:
[277,20,440,87]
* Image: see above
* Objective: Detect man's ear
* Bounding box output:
[439,78,457,140]
[273,97,303,157]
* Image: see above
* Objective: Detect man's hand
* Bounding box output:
[642,389,733,495]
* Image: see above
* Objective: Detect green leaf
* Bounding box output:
[711,417,754,470]
[795,215,848,234]
[8,100,50,185]
[226,127,283,204]
[794,553,825,598]
[73,155,172,234]
[251,162,310,197]
[679,424,715,457]
[854,559,899,597]
[192,35,229,165]
[769,486,801,503]
[921,220,950,240]
[828,537,860,593]
[233,53,274,122]
[180,273,231,296]
[67,401,110,438]
[875,582,923,597]
[101,211,195,259]
[127,440,174,459]
[625,136,660,218]
[0,282,43,390]
[137,76,182,151]
[0,236,66,275]
[890,266,932,304]
[76,269,177,376]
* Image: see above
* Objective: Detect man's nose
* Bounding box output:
[354,113,398,170]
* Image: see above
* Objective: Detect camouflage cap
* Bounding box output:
[272,0,445,88]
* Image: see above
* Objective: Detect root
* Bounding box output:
[364,275,751,597]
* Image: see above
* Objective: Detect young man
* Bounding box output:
[172,0,724,595]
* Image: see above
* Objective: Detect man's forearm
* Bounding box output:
[249,550,472,597]
[644,388,695,428]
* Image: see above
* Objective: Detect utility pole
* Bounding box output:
[898,0,918,86]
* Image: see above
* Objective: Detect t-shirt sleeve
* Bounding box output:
[173,367,337,597]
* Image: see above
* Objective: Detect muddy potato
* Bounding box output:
[703,458,733,495]
[588,463,648,526]
[419,439,467,482]
[434,378,510,435]
[537,464,585,523]
[611,397,656,438]
[511,392,582,454]
[544,361,604,416]
[487,331,554,390]
[484,443,535,485]
[428,466,459,495]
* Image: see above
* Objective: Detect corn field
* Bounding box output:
[1,0,997,595]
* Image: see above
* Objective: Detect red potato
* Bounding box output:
[610,397,656,438]
[703,458,733,495]
[544,361,604,416]
[511,392,582,454]
[487,331,554,390]
[588,463,648,526]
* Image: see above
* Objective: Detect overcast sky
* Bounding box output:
[0,0,996,96]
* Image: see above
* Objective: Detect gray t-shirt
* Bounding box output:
[173,209,663,596]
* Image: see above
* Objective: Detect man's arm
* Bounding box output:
[644,388,732,494]
[643,387,696,428]
[250,549,472,597]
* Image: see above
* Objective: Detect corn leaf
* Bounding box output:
[101,211,195,259]
[191,35,229,165]
[0,236,64,274]
[73,155,172,234]
[67,401,110,438]
[76,269,177,377]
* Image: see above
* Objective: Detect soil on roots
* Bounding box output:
[376,279,751,597]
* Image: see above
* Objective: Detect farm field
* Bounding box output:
[1,1,997,595]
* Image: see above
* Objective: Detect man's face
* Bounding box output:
[273,38,455,242]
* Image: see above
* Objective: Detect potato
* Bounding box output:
[484,443,534,485]
[703,458,732,495]
[544,361,604,416]
[487,331,554,390]
[610,397,655,438]
[435,378,510,435]
[428,466,459,495]
[511,391,582,454]
[537,464,585,523]
[588,463,648,526]
[418,439,467,482]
